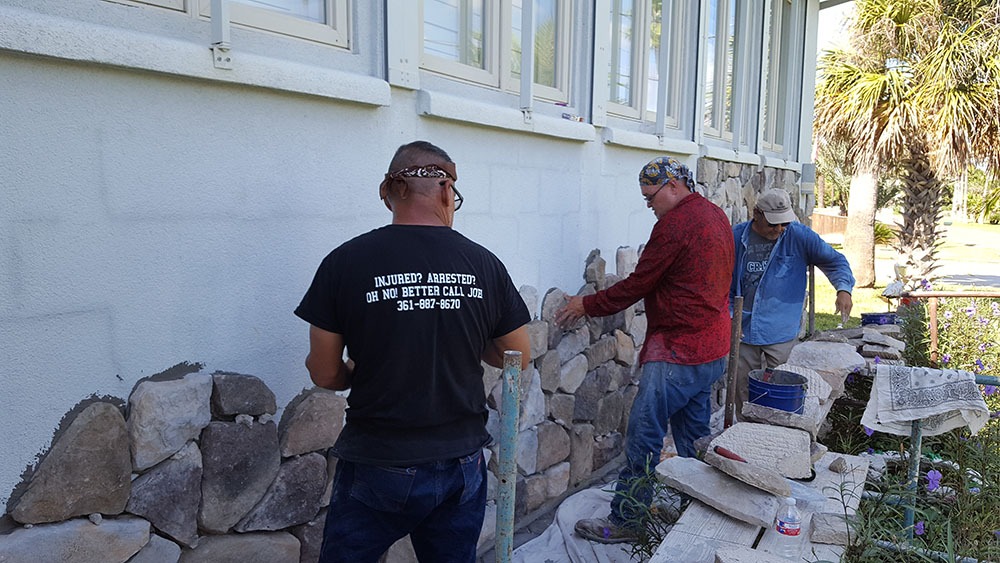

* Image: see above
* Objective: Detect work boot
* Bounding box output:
[574,517,639,544]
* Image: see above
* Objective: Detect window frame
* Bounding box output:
[196,0,350,49]
[503,0,572,103]
[126,0,186,10]
[761,0,804,158]
[701,0,736,141]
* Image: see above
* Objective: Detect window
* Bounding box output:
[703,0,736,139]
[421,0,572,102]
[761,0,802,155]
[607,0,689,129]
[196,0,349,48]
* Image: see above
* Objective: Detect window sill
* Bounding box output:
[0,4,390,107]
[601,128,698,155]
[701,145,762,166]
[761,155,802,172]
[416,90,595,142]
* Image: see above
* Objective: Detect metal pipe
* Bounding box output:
[495,351,522,563]
[724,296,744,428]
[904,419,923,540]
[976,375,1000,386]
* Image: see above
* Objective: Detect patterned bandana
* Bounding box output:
[639,157,695,191]
[379,162,458,201]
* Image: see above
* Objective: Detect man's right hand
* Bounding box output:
[555,296,587,328]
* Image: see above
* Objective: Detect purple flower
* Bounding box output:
[985,385,997,396]
[602,527,611,539]
[921,279,932,290]
[945,311,953,319]
[915,520,925,535]
[994,530,1000,539]
[970,487,981,493]
[864,426,874,437]
[874,356,881,365]
[846,374,855,384]
[975,359,986,373]
[866,447,875,454]
[981,343,989,352]
[942,354,952,365]
[966,307,977,317]
[926,469,942,491]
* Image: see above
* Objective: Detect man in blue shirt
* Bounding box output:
[731,189,855,417]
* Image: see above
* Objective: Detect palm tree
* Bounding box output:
[814,0,1000,288]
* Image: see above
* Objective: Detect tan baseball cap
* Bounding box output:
[755,189,797,224]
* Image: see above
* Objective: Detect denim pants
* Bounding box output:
[319,451,486,563]
[609,359,725,527]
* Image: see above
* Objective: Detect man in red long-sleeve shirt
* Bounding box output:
[556,156,734,544]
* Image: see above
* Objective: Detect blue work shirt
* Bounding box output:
[730,221,855,346]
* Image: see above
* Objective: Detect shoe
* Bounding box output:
[574,517,639,544]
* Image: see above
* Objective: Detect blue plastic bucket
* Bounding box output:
[748,369,807,415]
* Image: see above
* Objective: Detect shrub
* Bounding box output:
[873,221,897,246]
[897,294,1000,377]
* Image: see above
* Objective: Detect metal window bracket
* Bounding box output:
[211,0,233,70]
[521,109,533,124]
[211,44,232,70]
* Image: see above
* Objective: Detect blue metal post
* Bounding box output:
[495,351,522,563]
[904,419,922,540]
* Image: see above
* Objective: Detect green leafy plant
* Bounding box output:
[874,221,897,246]
[609,456,681,562]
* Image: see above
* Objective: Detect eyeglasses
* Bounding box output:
[452,184,464,211]
[643,182,667,203]
[767,221,790,228]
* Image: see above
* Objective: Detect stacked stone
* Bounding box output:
[809,323,906,373]
[695,157,802,227]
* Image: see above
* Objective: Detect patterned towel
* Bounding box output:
[861,364,989,436]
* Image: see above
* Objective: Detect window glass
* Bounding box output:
[512,0,560,88]
[645,0,661,113]
[424,0,487,69]
[703,0,717,128]
[233,0,326,23]
[609,0,636,106]
[723,0,735,131]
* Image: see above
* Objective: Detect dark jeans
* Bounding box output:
[609,359,725,527]
[318,451,486,563]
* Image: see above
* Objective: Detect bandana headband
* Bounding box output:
[379,162,458,201]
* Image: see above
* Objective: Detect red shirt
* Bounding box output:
[583,193,734,365]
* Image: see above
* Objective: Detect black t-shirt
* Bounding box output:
[740,227,776,313]
[294,224,529,466]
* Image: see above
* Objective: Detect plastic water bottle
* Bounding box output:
[774,497,802,559]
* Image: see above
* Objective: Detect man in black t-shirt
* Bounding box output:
[295,141,531,563]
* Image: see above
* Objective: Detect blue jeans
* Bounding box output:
[319,451,486,563]
[609,359,725,527]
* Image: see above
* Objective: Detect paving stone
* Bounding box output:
[525,474,548,512]
[198,421,280,534]
[0,516,150,563]
[540,288,567,323]
[774,364,833,403]
[860,329,889,346]
[289,508,325,563]
[786,341,865,399]
[655,456,781,528]
[536,351,561,393]
[525,320,549,361]
[518,284,539,320]
[810,512,854,545]
[594,389,625,435]
[572,367,611,421]
[569,424,594,486]
[628,313,647,347]
[556,327,590,364]
[740,397,822,439]
[710,422,812,479]
[810,331,850,344]
[584,249,607,290]
[558,354,589,394]
[235,452,326,532]
[616,246,638,278]
[868,323,902,336]
[714,544,792,563]
[593,432,624,470]
[535,421,571,472]
[12,402,131,524]
[547,393,575,426]
[128,373,213,471]
[614,329,636,366]
[703,449,790,497]
[543,461,570,498]
[126,533,181,563]
[177,532,299,563]
[278,390,346,457]
[515,427,538,475]
[860,344,902,360]
[584,336,618,370]
[126,442,201,547]
[210,373,276,417]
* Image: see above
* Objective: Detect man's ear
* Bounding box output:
[439,182,452,207]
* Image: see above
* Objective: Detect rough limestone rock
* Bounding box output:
[569,424,594,485]
[594,390,625,435]
[860,344,902,360]
[710,423,812,479]
[547,393,575,426]
[478,503,497,552]
[655,457,781,528]
[540,288,567,323]
[279,390,346,457]
[828,457,848,473]
[544,461,571,499]
[810,512,854,545]
[128,373,213,471]
[177,532,300,563]
[616,246,638,278]
[786,341,865,399]
[0,516,149,563]
[321,452,337,508]
[482,361,502,400]
[125,442,202,547]
[573,367,612,421]
[714,544,792,563]
[811,442,829,464]
[126,533,181,563]
[584,336,618,370]
[535,422,571,472]
[628,313,647,347]
[12,402,131,524]
[593,432,624,469]
[703,449,790,497]
[869,323,902,336]
[518,284,539,320]
[515,427,538,475]
[536,351,561,393]
[210,373,276,417]
[559,355,589,394]
[235,453,327,532]
[519,368,546,431]
[525,474,548,512]
[614,329,636,366]
[290,508,325,563]
[584,249,607,290]
[383,536,418,563]
[740,398,822,439]
[556,327,590,364]
[619,385,639,436]
[525,320,549,361]
[199,421,280,533]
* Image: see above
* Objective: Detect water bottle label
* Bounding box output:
[776,519,800,536]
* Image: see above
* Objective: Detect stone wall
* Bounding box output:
[695,157,803,225]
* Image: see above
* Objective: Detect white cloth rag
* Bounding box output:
[861,364,989,436]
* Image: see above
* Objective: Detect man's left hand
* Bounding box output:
[555,296,587,328]
[835,290,853,325]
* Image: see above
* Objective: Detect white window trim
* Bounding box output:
[501,0,572,104]
[420,0,502,87]
[702,0,735,141]
[122,0,185,10]
[196,0,349,49]
[606,0,644,120]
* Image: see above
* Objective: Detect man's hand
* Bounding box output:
[555,296,587,328]
[835,290,853,325]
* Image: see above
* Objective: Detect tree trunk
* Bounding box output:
[897,147,944,287]
[817,174,826,208]
[844,172,877,287]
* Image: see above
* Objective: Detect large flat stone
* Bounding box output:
[703,449,790,497]
[12,402,131,524]
[558,354,588,394]
[540,288,567,323]
[177,532,299,563]
[0,516,150,563]
[628,313,647,347]
[525,474,548,512]
[536,351,561,393]
[714,545,793,563]
[128,373,213,471]
[199,421,280,533]
[592,432,623,470]
[515,427,538,475]
[126,534,181,563]
[584,336,618,370]
[616,246,638,277]
[535,421,570,472]
[569,424,594,486]
[614,329,636,366]
[235,452,327,532]
[519,368,545,431]
[810,512,854,545]
[556,327,590,364]
[774,364,832,403]
[278,390,346,457]
[210,373,276,417]
[289,508,325,563]
[572,366,611,421]
[740,398,822,439]
[786,342,865,399]
[710,423,812,479]
[547,393,575,426]
[525,320,549,360]
[584,249,607,289]
[126,442,202,547]
[544,461,570,498]
[518,285,539,320]
[594,389,625,435]
[655,456,781,528]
